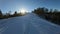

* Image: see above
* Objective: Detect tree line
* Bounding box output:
[0,10,26,19]
[32,7,60,25]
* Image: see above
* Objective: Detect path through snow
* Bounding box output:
[0,13,60,34]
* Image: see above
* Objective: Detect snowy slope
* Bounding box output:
[0,13,60,34]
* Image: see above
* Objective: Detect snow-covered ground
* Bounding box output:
[0,13,60,34]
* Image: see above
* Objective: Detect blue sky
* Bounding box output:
[0,0,60,13]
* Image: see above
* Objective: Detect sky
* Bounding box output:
[0,0,60,13]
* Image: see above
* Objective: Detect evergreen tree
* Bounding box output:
[0,9,3,19]
[14,11,18,16]
[0,9,3,16]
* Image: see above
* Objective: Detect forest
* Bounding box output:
[32,7,60,25]
[0,10,27,19]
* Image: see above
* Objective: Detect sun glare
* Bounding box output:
[20,8,28,14]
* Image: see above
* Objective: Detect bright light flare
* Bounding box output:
[20,8,28,14]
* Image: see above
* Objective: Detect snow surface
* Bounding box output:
[0,13,60,34]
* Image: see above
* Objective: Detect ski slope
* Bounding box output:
[0,13,60,34]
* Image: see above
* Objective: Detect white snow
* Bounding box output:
[0,13,60,34]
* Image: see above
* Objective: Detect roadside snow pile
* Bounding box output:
[0,13,60,34]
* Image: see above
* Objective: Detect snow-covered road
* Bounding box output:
[0,13,60,34]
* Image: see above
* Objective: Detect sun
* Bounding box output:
[20,8,27,14]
